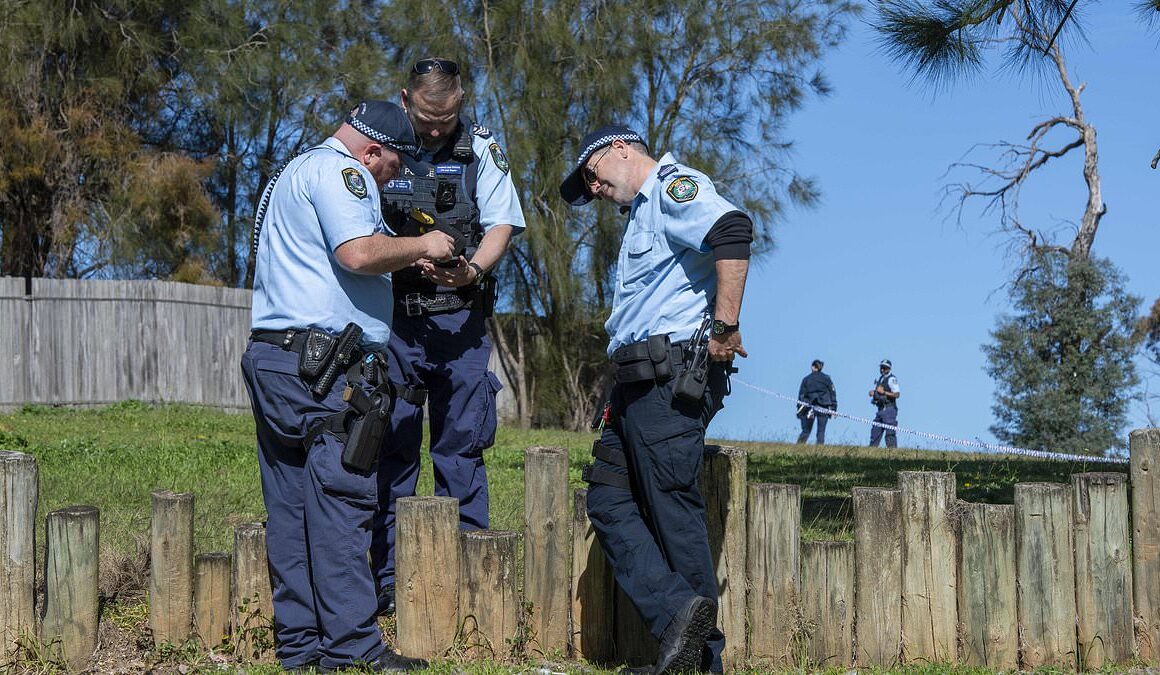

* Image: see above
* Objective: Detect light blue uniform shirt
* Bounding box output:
[605,153,740,355]
[251,137,394,347]
[413,127,527,234]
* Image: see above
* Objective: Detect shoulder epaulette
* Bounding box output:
[471,123,492,139]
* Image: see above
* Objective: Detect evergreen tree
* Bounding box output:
[984,253,1140,455]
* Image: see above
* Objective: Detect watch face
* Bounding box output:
[712,320,726,335]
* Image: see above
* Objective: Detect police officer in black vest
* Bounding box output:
[796,359,836,444]
[370,58,526,615]
[868,359,900,448]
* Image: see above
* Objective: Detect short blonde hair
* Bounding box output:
[408,57,465,103]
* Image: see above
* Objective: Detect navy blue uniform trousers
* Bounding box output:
[240,341,390,670]
[371,307,501,588]
[870,405,898,447]
[797,410,829,444]
[587,361,730,672]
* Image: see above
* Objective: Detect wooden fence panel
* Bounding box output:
[0,278,29,406]
[898,471,957,663]
[747,483,800,667]
[0,451,38,662]
[1073,472,1133,668]
[42,505,100,672]
[570,489,614,663]
[700,445,747,671]
[801,541,854,668]
[1016,482,1077,669]
[1132,429,1160,663]
[957,502,1017,669]
[853,487,901,667]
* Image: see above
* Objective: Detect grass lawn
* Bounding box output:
[0,401,1123,553]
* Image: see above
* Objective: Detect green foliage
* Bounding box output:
[983,252,1141,456]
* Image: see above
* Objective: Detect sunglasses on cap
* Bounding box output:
[412,58,460,75]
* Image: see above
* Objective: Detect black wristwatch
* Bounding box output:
[711,320,739,336]
[468,261,486,285]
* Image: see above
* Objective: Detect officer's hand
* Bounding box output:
[420,231,456,261]
[422,256,476,287]
[876,385,886,394]
[709,332,747,362]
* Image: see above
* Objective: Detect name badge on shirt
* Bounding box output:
[435,164,464,176]
[383,179,413,193]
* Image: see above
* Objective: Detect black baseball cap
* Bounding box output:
[346,101,422,165]
[559,124,647,206]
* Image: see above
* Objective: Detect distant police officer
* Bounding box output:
[370,58,526,613]
[796,359,837,444]
[560,126,752,674]
[242,101,455,672]
[868,359,900,448]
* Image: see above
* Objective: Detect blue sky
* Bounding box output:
[709,7,1160,452]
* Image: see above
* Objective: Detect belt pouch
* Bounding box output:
[299,328,337,380]
[647,334,673,381]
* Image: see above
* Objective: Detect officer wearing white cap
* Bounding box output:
[243,100,453,672]
[868,359,901,447]
[560,124,753,673]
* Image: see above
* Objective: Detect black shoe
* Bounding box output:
[319,651,428,672]
[376,583,396,617]
[653,595,715,674]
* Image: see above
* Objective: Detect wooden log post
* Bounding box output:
[852,487,902,667]
[1015,482,1077,669]
[1132,428,1160,663]
[699,445,747,672]
[523,446,570,655]
[747,483,800,667]
[898,471,957,663]
[150,490,194,645]
[1073,472,1134,668]
[460,530,519,661]
[957,502,1017,669]
[194,553,232,649]
[396,496,460,659]
[615,584,658,666]
[571,488,614,663]
[41,505,99,671]
[0,451,37,661]
[233,522,273,661]
[800,541,854,669]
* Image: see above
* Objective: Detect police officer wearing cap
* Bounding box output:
[868,359,901,448]
[796,359,837,444]
[370,57,526,614]
[242,100,454,672]
[560,126,752,673]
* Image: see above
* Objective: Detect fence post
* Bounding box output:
[150,490,194,645]
[194,552,232,649]
[460,530,519,660]
[233,522,273,661]
[747,483,800,667]
[523,446,570,656]
[957,502,1017,669]
[0,451,37,662]
[396,496,460,658]
[1073,472,1134,667]
[1131,428,1160,663]
[700,445,747,671]
[898,471,957,663]
[42,505,99,671]
[615,584,658,666]
[800,541,854,669]
[570,488,614,663]
[1015,482,1077,669]
[852,487,901,667]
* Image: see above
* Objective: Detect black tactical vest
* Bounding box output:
[383,116,484,291]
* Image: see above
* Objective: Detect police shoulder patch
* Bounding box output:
[342,167,368,199]
[488,142,510,174]
[472,123,492,138]
[665,176,698,203]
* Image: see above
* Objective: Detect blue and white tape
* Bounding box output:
[731,377,1128,465]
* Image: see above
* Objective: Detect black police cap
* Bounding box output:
[559,124,647,206]
[346,101,420,158]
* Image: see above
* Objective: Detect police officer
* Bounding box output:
[796,359,837,444]
[241,100,454,672]
[559,126,752,674]
[868,358,901,448]
[370,57,526,613]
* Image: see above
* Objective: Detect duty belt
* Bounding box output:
[609,334,689,384]
[250,328,367,361]
[394,288,479,317]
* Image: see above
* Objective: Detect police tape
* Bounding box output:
[731,377,1129,465]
